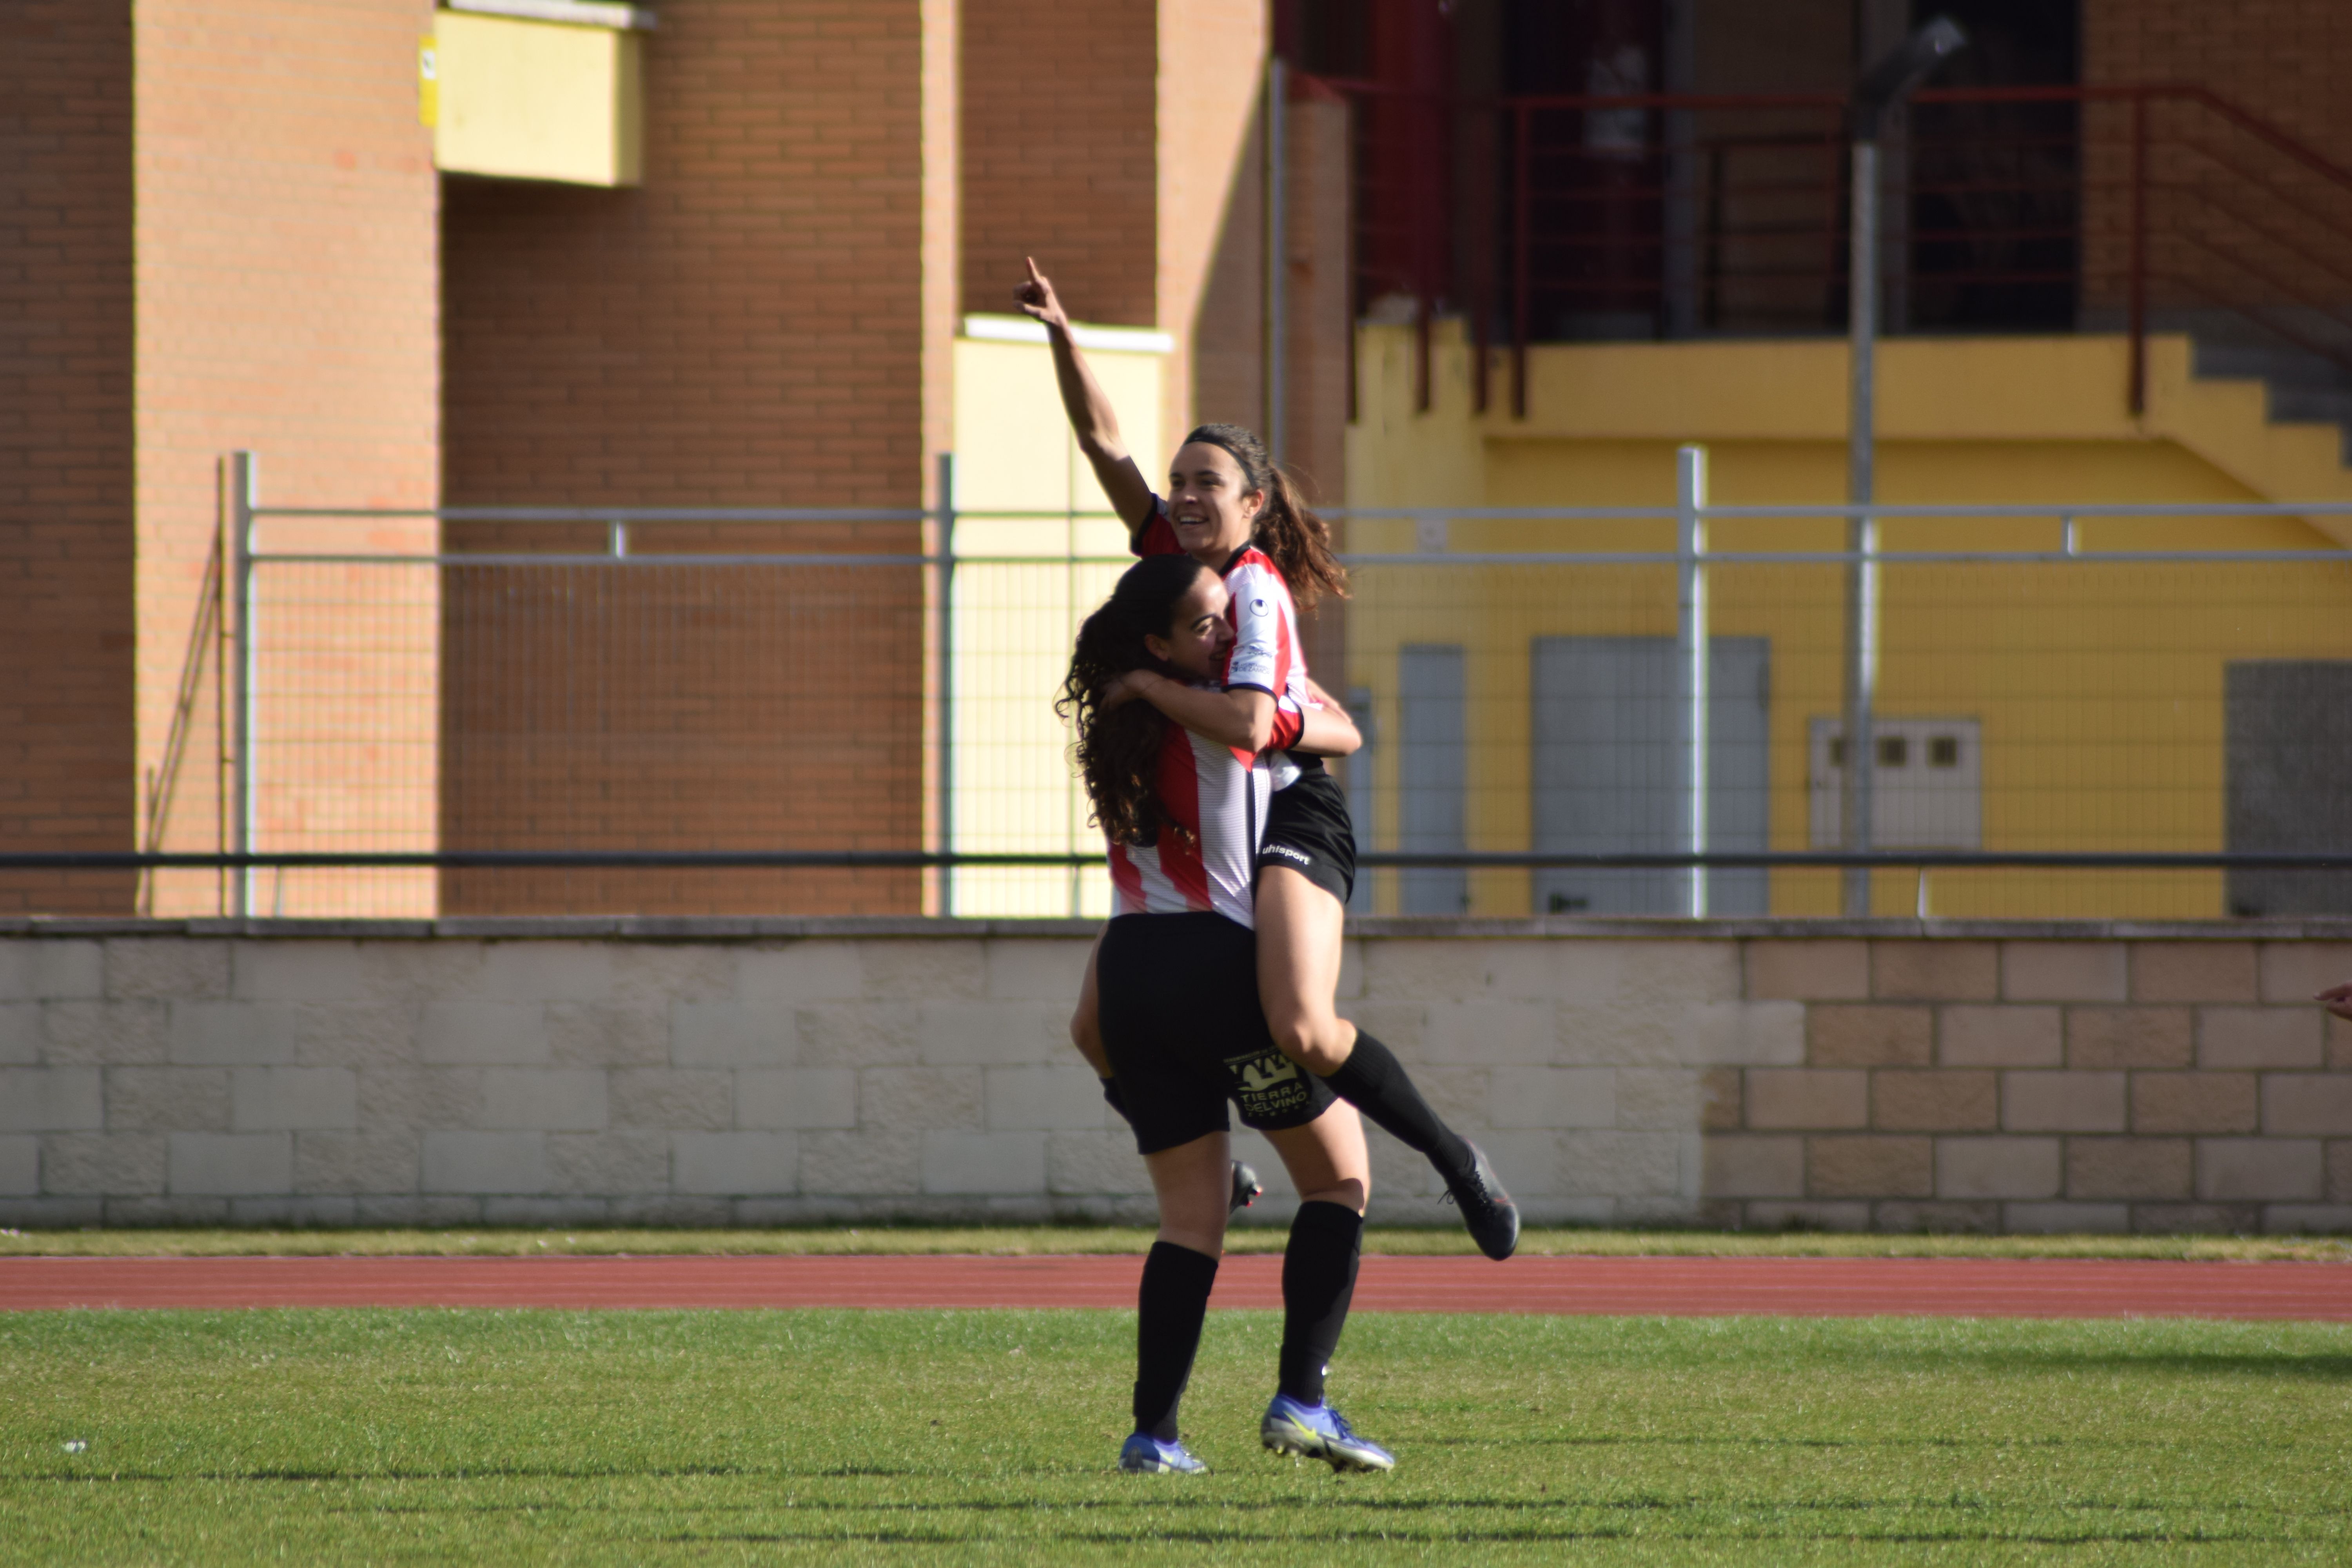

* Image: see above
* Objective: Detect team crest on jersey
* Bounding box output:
[1224,1047,1308,1121]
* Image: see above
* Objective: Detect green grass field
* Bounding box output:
[5,1307,2348,1564]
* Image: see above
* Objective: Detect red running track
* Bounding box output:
[2,1254,2349,1319]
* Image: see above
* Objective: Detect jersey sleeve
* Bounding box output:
[1267,697,1305,752]
[1220,559,1291,699]
[1130,493,1179,558]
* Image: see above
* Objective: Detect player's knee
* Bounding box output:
[1297,1176,1368,1215]
[1269,1012,1348,1075]
[1156,1205,1229,1258]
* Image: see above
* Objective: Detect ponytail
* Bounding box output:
[1180,422,1348,612]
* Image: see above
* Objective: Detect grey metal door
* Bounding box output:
[2225,661,2352,915]
[1531,635,1770,915]
[1399,644,1468,914]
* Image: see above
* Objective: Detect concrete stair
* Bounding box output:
[2186,318,2352,465]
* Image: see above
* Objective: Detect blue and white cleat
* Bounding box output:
[1260,1392,1395,1473]
[1118,1431,1209,1474]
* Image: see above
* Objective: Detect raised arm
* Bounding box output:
[1016,257,1156,541]
[1113,672,1279,754]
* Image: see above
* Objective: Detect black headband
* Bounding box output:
[1179,428,1258,483]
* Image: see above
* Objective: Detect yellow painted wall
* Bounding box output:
[432,11,642,188]
[1343,324,2352,918]
[949,326,1163,917]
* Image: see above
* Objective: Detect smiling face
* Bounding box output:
[1167,441,1264,564]
[1143,569,1232,682]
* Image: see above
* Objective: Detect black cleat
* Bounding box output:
[1441,1142,1519,1261]
[1230,1160,1263,1215]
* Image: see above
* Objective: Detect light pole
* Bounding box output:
[1840,16,1966,917]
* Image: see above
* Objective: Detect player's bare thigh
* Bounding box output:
[1256,865,1357,1074]
[1069,933,1109,1076]
[1261,1098,1370,1214]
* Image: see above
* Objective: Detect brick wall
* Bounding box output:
[2080,0,2352,321]
[1156,0,1269,458]
[433,529,925,918]
[2084,0,2352,157]
[0,6,137,916]
[3,922,2344,1232]
[132,0,443,918]
[440,2,936,915]
[958,0,1157,327]
[1189,81,1356,689]
[443,3,929,508]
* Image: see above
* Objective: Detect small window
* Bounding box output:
[1878,735,1908,768]
[1828,737,1846,766]
[1928,735,1961,768]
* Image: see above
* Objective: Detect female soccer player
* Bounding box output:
[1062,552,1393,1476]
[1018,258,1518,1263]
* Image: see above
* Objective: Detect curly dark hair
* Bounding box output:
[1180,421,1348,612]
[1056,553,1210,846]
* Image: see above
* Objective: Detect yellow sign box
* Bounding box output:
[430,9,643,187]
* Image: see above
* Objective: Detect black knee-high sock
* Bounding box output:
[1133,1241,1219,1441]
[1318,1032,1473,1179]
[1279,1201,1363,1405]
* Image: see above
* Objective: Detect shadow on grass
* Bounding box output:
[1935,1350,2352,1382]
[668,1526,2300,1548]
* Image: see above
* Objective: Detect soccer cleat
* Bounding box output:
[1229,1159,1263,1215]
[1260,1392,1395,1473]
[1441,1141,1520,1261]
[1118,1431,1208,1474]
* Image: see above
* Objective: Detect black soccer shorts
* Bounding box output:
[1257,759,1356,905]
[1096,910,1339,1155]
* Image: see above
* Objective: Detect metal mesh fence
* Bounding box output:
[111,492,2352,922]
[1341,542,2352,920]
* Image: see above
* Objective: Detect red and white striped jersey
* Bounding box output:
[1133,494,1314,776]
[1106,714,1273,928]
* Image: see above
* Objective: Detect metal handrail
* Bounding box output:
[1312,77,2352,418]
[244,496,2352,572]
[14,850,2352,871]
[253,500,2352,525]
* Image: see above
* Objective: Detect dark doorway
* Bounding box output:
[1506,0,1670,340]
[1902,0,2080,331]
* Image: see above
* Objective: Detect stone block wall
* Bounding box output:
[1724,935,2352,1234]
[0,919,2345,1232]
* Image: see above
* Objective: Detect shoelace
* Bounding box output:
[1440,1172,1492,1209]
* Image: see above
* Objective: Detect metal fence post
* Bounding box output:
[1677,444,1710,918]
[935,451,956,916]
[227,450,257,919]
[1842,136,1881,918]
[2127,89,2149,416]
